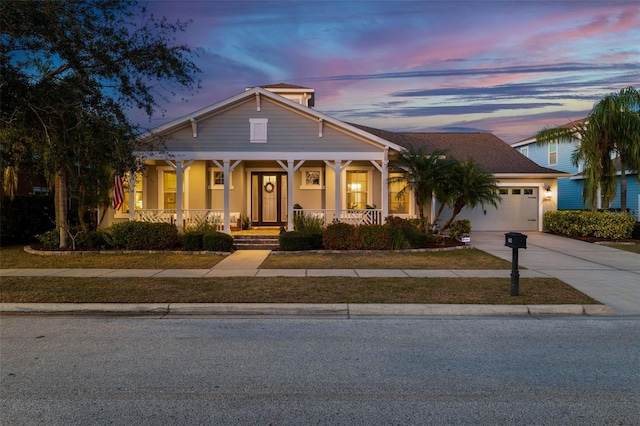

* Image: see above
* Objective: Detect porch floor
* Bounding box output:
[231,227,281,236]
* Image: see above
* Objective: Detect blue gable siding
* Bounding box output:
[518,140,580,174]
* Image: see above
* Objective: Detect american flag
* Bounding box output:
[112,175,124,211]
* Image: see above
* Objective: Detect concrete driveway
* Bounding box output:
[472,232,640,315]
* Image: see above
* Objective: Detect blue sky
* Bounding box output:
[142,0,640,143]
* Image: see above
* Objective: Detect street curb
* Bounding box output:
[0,303,617,316]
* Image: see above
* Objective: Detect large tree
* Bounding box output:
[389,145,453,228]
[536,86,640,212]
[1,0,200,247]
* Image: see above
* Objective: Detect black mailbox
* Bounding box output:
[505,232,527,249]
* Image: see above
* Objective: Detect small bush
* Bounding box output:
[544,210,634,239]
[449,219,471,240]
[384,216,432,249]
[293,212,324,235]
[36,229,63,249]
[183,231,204,251]
[202,232,234,252]
[357,224,393,250]
[632,222,640,240]
[84,231,112,250]
[107,221,181,250]
[323,222,358,250]
[279,231,323,251]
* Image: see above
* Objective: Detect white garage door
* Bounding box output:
[435,187,539,231]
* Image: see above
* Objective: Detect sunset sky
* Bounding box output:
[142,0,640,143]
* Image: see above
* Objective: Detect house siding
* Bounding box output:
[160,98,380,153]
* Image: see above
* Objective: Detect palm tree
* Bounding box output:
[388,145,452,228]
[536,86,640,212]
[437,159,501,235]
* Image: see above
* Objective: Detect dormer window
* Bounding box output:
[250,118,268,143]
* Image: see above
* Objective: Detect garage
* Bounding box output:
[435,187,540,232]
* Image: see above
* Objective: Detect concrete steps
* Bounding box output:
[233,234,279,250]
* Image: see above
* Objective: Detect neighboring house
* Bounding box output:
[106,84,568,233]
[513,122,640,220]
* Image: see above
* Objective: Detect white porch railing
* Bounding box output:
[293,209,383,226]
[134,209,229,231]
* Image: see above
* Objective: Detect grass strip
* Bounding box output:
[262,249,511,270]
[1,276,599,305]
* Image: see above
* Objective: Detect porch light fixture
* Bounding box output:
[544,185,552,199]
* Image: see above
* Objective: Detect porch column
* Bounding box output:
[370,150,389,224]
[277,159,305,231]
[213,159,241,234]
[324,160,351,222]
[165,159,194,229]
[128,172,136,221]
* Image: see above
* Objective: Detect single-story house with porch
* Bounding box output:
[106,84,568,233]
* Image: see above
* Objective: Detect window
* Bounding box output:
[499,188,508,195]
[300,167,323,189]
[346,170,369,209]
[163,171,177,209]
[250,118,268,143]
[520,146,529,157]
[208,168,233,189]
[512,189,521,195]
[121,173,143,214]
[524,188,534,195]
[388,172,409,214]
[549,141,557,165]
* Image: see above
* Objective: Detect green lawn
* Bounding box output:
[0,276,598,305]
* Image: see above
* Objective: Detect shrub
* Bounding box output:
[293,212,324,235]
[544,210,634,239]
[36,229,63,249]
[449,219,471,240]
[632,222,640,240]
[84,231,112,250]
[202,232,234,252]
[357,224,392,250]
[323,222,358,250]
[182,231,204,251]
[384,216,431,249]
[279,231,323,251]
[107,221,181,250]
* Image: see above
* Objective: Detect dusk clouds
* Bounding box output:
[142,0,640,143]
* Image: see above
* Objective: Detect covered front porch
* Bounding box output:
[114,154,409,234]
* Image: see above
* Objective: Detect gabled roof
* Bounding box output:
[401,132,566,175]
[139,86,405,152]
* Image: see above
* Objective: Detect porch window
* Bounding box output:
[346,170,369,209]
[121,173,143,214]
[208,168,234,189]
[163,171,177,209]
[549,141,557,165]
[388,172,409,214]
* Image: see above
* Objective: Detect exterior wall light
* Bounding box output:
[544,185,552,199]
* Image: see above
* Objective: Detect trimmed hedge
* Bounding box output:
[107,221,181,250]
[322,222,359,250]
[544,210,635,239]
[182,231,204,251]
[279,231,323,251]
[633,222,640,240]
[203,232,234,252]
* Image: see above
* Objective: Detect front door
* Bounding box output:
[251,173,287,226]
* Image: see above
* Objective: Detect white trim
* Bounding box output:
[157,166,190,210]
[135,151,387,162]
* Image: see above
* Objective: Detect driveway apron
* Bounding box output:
[472,232,640,315]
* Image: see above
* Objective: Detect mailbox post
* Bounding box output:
[504,232,527,296]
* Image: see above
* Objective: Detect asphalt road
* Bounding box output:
[1,316,639,425]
